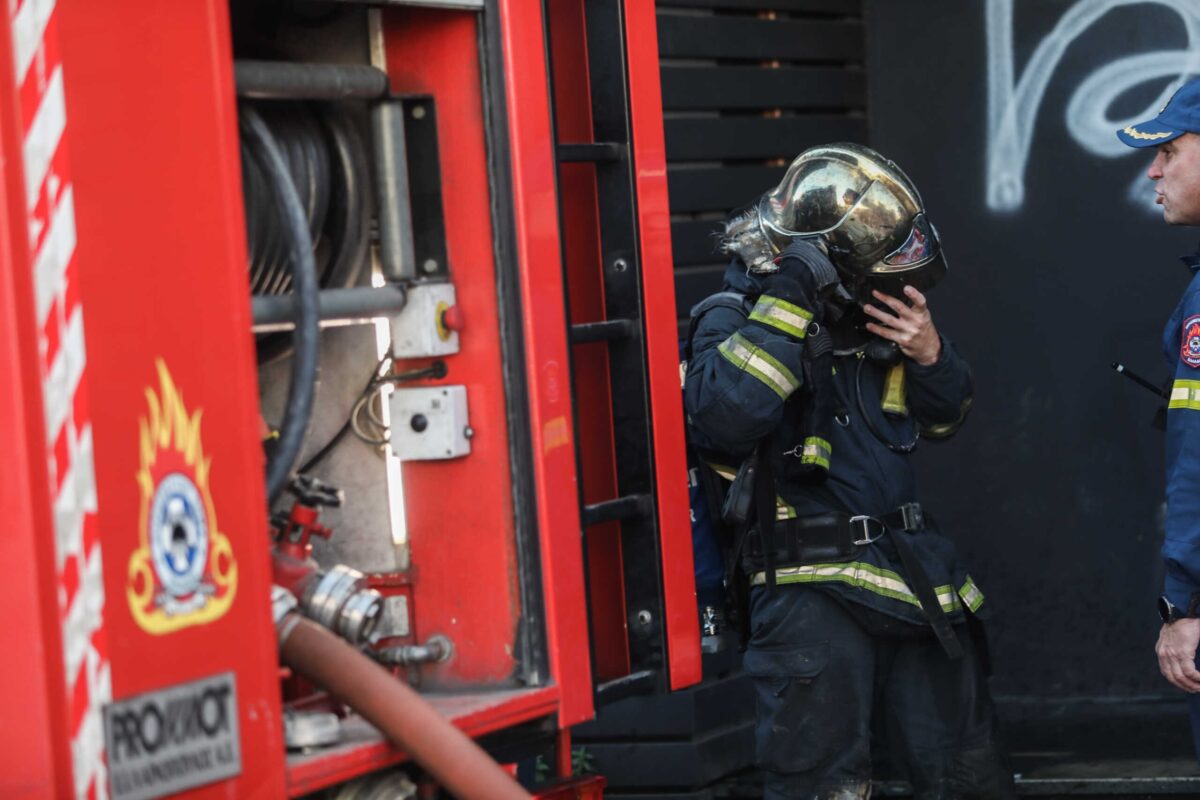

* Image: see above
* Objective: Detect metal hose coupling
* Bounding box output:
[272,584,303,646]
[302,564,384,646]
[377,634,454,666]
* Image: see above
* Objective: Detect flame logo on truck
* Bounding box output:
[127,360,237,634]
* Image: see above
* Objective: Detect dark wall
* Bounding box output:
[657,0,867,333]
[866,0,1199,699]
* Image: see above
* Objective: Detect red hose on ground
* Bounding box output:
[278,614,531,800]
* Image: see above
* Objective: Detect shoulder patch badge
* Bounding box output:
[1183,315,1200,368]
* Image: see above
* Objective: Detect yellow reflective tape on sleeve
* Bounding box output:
[881,363,909,416]
[718,332,800,399]
[1170,379,1200,411]
[751,561,964,613]
[748,295,813,339]
[958,575,985,612]
[920,396,974,439]
[800,436,831,469]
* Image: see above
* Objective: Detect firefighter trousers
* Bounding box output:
[744,585,1017,799]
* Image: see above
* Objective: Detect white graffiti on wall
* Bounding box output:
[986,0,1200,213]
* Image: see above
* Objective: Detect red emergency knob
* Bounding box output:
[441,304,464,333]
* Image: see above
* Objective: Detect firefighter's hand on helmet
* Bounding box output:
[863,286,942,366]
[757,240,841,313]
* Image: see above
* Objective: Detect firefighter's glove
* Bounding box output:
[777,240,840,297]
[752,240,840,339]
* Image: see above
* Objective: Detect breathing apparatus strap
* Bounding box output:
[886,524,964,660]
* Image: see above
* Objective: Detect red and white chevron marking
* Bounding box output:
[10,0,110,797]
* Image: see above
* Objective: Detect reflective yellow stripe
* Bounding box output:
[958,575,985,612]
[1171,379,1200,411]
[881,363,908,416]
[800,436,831,470]
[750,561,966,613]
[718,332,800,399]
[748,295,813,339]
[921,396,974,439]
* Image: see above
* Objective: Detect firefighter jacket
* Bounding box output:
[683,260,986,626]
[1163,250,1200,613]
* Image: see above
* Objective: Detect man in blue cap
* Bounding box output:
[1119,78,1200,756]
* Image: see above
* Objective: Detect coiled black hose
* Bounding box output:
[240,102,370,363]
[240,105,321,505]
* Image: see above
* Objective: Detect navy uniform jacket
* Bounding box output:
[684,261,986,626]
[1163,248,1200,613]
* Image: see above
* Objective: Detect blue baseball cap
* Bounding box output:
[1117,78,1200,148]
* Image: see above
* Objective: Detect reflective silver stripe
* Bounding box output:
[1171,379,1200,411]
[749,295,812,339]
[750,561,964,613]
[718,332,800,398]
[801,436,831,469]
[958,576,985,612]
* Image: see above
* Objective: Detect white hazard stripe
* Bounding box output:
[719,331,800,398]
[23,65,66,210]
[43,299,84,441]
[11,0,55,86]
[11,4,109,796]
[33,184,75,324]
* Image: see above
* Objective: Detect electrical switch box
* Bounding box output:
[391,282,460,358]
[389,385,471,461]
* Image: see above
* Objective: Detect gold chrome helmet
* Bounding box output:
[757,143,946,294]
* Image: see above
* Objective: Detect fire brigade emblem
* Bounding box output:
[127,360,237,634]
[1183,315,1200,368]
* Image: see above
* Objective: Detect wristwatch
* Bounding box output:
[1159,595,1188,623]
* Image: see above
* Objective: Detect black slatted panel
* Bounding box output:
[665,116,866,161]
[656,1,866,328]
[667,165,786,214]
[660,66,865,111]
[658,16,863,61]
[658,0,860,13]
[670,219,723,266]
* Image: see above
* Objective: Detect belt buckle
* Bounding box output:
[850,515,885,546]
[899,502,923,531]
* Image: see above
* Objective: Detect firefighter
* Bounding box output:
[683,144,1016,798]
[1117,78,1200,757]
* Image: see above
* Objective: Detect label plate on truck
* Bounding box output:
[103,671,241,800]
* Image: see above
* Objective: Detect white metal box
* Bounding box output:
[388,385,471,461]
[390,282,460,358]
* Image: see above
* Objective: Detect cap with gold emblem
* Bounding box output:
[1117,78,1200,148]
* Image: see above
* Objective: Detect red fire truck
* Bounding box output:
[1,0,701,796]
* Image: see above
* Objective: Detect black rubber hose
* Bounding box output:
[318,110,370,290]
[248,104,369,367]
[240,105,321,505]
